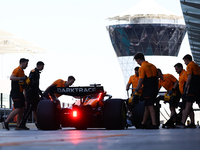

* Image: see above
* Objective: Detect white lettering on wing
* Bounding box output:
[57,88,61,92]
[57,87,97,93]
[66,88,70,92]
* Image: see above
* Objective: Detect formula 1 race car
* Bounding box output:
[36,84,127,130]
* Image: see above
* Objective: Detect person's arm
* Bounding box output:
[158,81,161,91]
[185,74,192,88]
[126,83,131,91]
[184,74,192,94]
[135,78,144,91]
[173,80,178,90]
[10,74,21,81]
[44,84,54,93]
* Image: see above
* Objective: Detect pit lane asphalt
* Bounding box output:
[0,125,200,150]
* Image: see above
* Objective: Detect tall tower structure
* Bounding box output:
[107,0,186,86]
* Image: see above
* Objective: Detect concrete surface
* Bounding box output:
[0,124,200,150]
[0,122,36,129]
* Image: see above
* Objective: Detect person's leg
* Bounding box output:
[148,106,157,125]
[20,103,33,126]
[141,107,149,124]
[170,106,176,117]
[181,102,192,124]
[17,107,25,127]
[33,110,37,122]
[189,110,195,124]
[5,108,21,123]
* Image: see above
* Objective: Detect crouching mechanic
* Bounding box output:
[43,76,76,99]
[157,68,180,117]
[20,61,45,130]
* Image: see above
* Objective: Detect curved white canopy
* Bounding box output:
[108,0,183,21]
[0,29,47,54]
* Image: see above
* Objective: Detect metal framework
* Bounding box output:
[180,0,200,65]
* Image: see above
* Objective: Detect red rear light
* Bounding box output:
[73,111,77,117]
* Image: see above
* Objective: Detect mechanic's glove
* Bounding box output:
[20,76,27,80]
[133,89,139,95]
[168,88,174,95]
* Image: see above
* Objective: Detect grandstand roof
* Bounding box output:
[0,29,47,54]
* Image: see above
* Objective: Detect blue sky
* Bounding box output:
[0,0,185,100]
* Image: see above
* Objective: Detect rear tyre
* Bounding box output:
[37,100,60,130]
[131,101,145,128]
[104,99,127,129]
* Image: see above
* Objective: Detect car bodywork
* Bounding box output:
[37,84,127,130]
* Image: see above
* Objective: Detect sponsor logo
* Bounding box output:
[57,87,96,93]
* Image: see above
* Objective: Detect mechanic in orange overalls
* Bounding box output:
[176,54,200,128]
[157,68,180,117]
[126,66,142,94]
[134,53,158,129]
[174,63,195,128]
[3,58,29,130]
[43,76,75,99]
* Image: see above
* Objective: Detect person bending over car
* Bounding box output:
[43,76,76,99]
[157,68,180,117]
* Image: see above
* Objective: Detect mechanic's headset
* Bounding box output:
[18,76,31,89]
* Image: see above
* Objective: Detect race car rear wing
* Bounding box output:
[54,86,104,96]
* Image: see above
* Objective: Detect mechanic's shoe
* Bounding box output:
[2,121,10,130]
[185,123,196,128]
[139,124,146,129]
[146,125,159,129]
[35,122,40,129]
[127,119,133,127]
[175,122,185,129]
[15,125,30,130]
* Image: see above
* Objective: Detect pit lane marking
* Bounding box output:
[0,134,130,147]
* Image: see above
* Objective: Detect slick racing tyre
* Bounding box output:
[37,100,61,130]
[104,99,127,129]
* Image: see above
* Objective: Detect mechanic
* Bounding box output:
[134,53,158,129]
[174,63,196,128]
[3,58,29,130]
[19,61,45,130]
[157,68,180,117]
[126,66,142,94]
[126,66,142,126]
[176,54,200,128]
[43,76,76,99]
